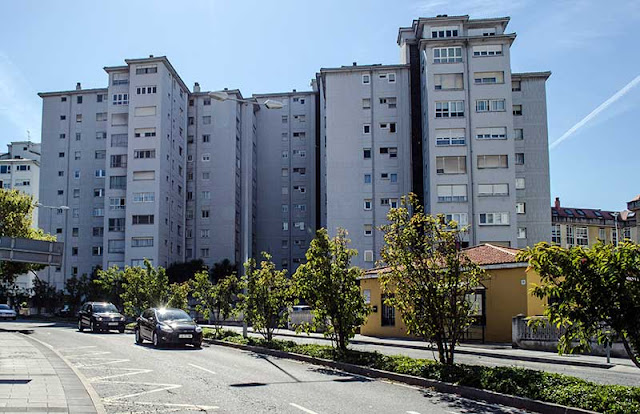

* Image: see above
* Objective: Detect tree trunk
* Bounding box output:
[621,335,640,369]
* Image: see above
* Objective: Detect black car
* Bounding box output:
[135,307,203,348]
[78,302,126,333]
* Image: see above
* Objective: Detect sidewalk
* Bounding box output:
[0,331,102,414]
[217,325,633,369]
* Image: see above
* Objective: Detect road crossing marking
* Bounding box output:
[290,402,320,414]
[188,363,217,375]
[102,380,182,401]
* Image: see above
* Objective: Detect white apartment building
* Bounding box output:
[0,141,41,290]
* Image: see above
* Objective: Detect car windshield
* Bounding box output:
[156,309,191,322]
[0,305,10,310]
[93,304,118,313]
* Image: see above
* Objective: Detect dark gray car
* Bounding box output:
[78,302,126,333]
[135,308,203,348]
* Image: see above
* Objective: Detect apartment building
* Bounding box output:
[254,91,317,273]
[398,15,551,248]
[0,141,41,290]
[317,64,413,268]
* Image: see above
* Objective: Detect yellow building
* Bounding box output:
[551,197,638,248]
[359,244,545,343]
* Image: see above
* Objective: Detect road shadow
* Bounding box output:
[421,389,522,413]
[135,342,202,351]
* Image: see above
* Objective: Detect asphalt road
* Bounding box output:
[2,321,528,414]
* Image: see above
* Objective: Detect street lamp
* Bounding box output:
[34,203,70,284]
[208,91,284,338]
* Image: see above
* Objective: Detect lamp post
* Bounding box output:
[208,91,284,338]
[35,203,70,284]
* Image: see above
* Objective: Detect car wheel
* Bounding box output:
[135,328,143,344]
[118,326,125,334]
[91,321,99,333]
[152,331,161,348]
[78,320,84,332]
[194,341,202,349]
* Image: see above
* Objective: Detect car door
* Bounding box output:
[78,304,86,326]
[140,310,154,340]
[83,304,92,327]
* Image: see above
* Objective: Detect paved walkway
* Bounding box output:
[0,332,100,414]
[217,325,634,368]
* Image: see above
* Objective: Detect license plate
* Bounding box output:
[179,334,192,339]
[108,322,118,326]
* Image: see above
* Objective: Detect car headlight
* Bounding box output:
[159,324,173,332]
[195,326,202,333]
[95,317,102,321]
[120,317,125,321]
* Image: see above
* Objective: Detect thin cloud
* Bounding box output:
[0,52,41,143]
[414,0,527,18]
[550,74,640,150]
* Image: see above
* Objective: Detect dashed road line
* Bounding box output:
[188,363,217,375]
[290,402,320,414]
[102,380,182,401]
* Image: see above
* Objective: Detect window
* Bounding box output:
[92,208,104,217]
[72,208,79,218]
[74,151,81,160]
[76,114,82,122]
[281,168,289,177]
[58,171,64,177]
[294,185,306,193]
[16,165,29,171]
[200,229,210,239]
[380,147,398,158]
[96,131,107,140]
[133,171,154,181]
[381,295,395,326]
[362,74,370,84]
[112,93,129,105]
[362,98,371,109]
[109,175,126,189]
[111,113,128,126]
[433,47,462,63]
[202,154,211,162]
[109,197,126,210]
[282,222,289,231]
[134,149,156,159]
[436,156,466,174]
[552,225,562,244]
[513,104,523,116]
[202,134,211,143]
[58,152,65,158]
[479,212,510,225]
[96,112,107,122]
[516,202,526,214]
[133,192,156,203]
[134,106,156,117]
[201,209,210,218]
[71,247,78,256]
[437,184,468,202]
[61,97,67,102]
[472,45,502,57]
[60,115,66,120]
[381,198,390,206]
[95,169,106,178]
[476,127,507,140]
[364,174,372,184]
[364,251,374,263]
[108,239,125,254]
[364,199,372,210]
[435,128,465,146]
[518,228,527,239]
[294,115,305,122]
[112,73,129,85]
[201,191,211,200]
[200,248,210,258]
[477,155,508,169]
[93,227,104,237]
[515,177,525,190]
[478,183,509,196]
[390,173,398,183]
[512,80,521,91]
[136,65,157,74]
[388,73,396,83]
[293,132,306,139]
[202,172,210,180]
[435,101,464,118]
[73,189,80,198]
[94,188,104,197]
[434,73,463,90]
[111,133,128,147]
[132,215,154,225]
[110,154,127,168]
[363,124,371,134]
[132,237,154,247]
[515,153,525,165]
[136,85,157,95]
[445,213,468,226]
[293,167,306,175]
[57,189,64,195]
[514,128,524,140]
[474,71,504,84]
[431,26,459,38]
[363,148,371,159]
[203,116,211,125]
[364,224,373,236]
[134,128,156,138]
[380,122,397,133]
[59,133,66,139]
[476,99,505,112]
[294,222,305,231]
[576,227,589,246]
[379,97,397,108]
[94,150,106,160]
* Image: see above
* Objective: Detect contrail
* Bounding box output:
[550,74,640,150]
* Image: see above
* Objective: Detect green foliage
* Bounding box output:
[31,278,63,314]
[293,228,370,351]
[0,189,55,285]
[379,193,487,365]
[210,258,237,284]
[216,335,640,413]
[518,241,640,369]
[94,266,125,309]
[97,260,169,317]
[243,253,292,341]
[192,271,242,334]
[64,274,92,312]
[166,259,206,284]
[168,282,191,310]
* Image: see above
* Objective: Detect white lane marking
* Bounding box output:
[102,381,182,401]
[58,345,97,351]
[65,351,112,358]
[104,401,219,410]
[290,402,319,414]
[188,363,217,375]
[76,358,130,367]
[407,411,422,414]
[88,368,153,381]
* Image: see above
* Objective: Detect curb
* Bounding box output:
[205,338,598,414]
[20,333,108,414]
[233,329,614,370]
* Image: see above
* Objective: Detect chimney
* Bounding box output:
[352,62,357,66]
[292,89,296,93]
[193,82,201,93]
[149,54,154,58]
[554,197,561,209]
[75,82,81,90]
[224,87,228,91]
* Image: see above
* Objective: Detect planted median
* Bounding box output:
[204,329,640,414]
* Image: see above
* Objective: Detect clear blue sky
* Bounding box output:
[1,0,638,211]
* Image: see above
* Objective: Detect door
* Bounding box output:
[140,310,155,340]
[83,304,93,327]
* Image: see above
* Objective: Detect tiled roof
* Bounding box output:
[362,244,525,278]
[551,206,620,221]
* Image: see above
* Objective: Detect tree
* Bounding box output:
[31,278,63,314]
[64,274,92,313]
[379,193,487,365]
[168,282,191,311]
[210,259,237,284]
[0,189,55,286]
[94,265,125,309]
[192,271,242,335]
[294,228,370,351]
[518,241,640,369]
[243,253,292,341]
[98,260,169,317]
[166,259,206,284]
